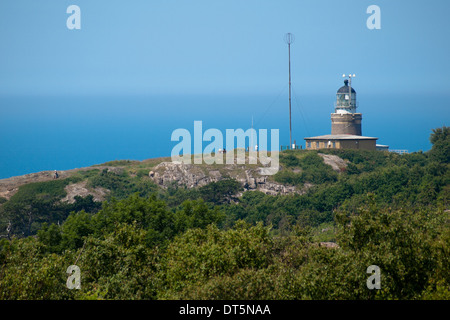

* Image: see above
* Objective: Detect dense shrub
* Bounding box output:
[0,127,448,300]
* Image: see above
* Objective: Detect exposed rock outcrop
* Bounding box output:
[150,162,309,196]
[319,242,339,248]
[61,180,109,204]
[318,153,349,172]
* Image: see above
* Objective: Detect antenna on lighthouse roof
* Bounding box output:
[342,73,357,111]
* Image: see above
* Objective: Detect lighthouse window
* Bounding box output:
[337,94,350,107]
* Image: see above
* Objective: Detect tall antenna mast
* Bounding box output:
[285,33,295,149]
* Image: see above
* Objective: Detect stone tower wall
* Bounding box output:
[331,113,362,136]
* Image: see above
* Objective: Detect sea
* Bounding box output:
[0,92,448,179]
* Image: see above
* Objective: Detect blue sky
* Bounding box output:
[0,0,449,96]
[0,0,449,178]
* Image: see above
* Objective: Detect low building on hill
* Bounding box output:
[305,134,377,150]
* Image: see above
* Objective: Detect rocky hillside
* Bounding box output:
[2,128,448,301]
[0,153,348,203]
[149,161,304,195]
[0,166,118,202]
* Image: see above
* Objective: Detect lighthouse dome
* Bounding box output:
[337,79,356,94]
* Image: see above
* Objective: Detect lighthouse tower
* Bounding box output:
[304,75,381,151]
[331,76,362,135]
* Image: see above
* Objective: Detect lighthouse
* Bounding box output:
[331,76,362,135]
[304,75,381,151]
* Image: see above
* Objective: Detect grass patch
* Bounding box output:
[94,160,139,167]
[71,169,100,180]
[312,222,337,243]
[273,151,337,186]
[6,176,82,204]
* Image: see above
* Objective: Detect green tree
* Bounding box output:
[92,194,175,247]
[157,221,273,299]
[429,126,450,163]
[0,237,76,299]
[198,179,243,204]
[335,197,449,299]
[37,223,63,253]
[74,223,159,300]
[174,199,225,232]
